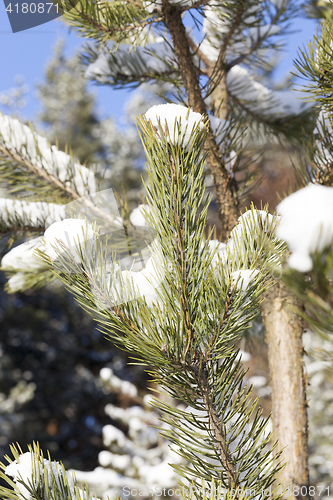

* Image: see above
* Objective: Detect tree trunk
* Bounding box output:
[261,282,309,499]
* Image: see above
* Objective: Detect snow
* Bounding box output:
[5,452,88,500]
[313,108,333,168]
[5,452,35,500]
[237,209,276,231]
[1,236,46,270]
[226,65,308,117]
[103,425,127,448]
[276,184,333,272]
[231,269,259,291]
[100,367,113,382]
[85,41,175,84]
[0,198,66,226]
[315,109,333,140]
[129,204,153,227]
[111,253,163,307]
[0,114,96,196]
[202,5,233,40]
[237,349,252,362]
[144,0,162,13]
[7,273,27,293]
[98,451,131,470]
[144,0,197,13]
[100,367,138,397]
[227,208,279,264]
[248,375,267,388]
[43,218,95,262]
[206,239,228,267]
[145,103,204,149]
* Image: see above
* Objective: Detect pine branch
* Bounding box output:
[28,115,287,498]
[74,8,162,37]
[0,443,98,500]
[225,7,287,71]
[0,144,80,200]
[227,90,312,140]
[199,367,237,488]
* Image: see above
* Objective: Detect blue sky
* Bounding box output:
[0,2,318,124]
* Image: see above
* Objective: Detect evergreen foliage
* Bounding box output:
[0,112,286,499]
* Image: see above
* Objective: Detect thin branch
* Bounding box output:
[226,37,265,71]
[65,7,163,36]
[180,0,211,12]
[203,388,237,488]
[188,359,238,489]
[109,69,178,83]
[0,146,120,226]
[228,91,301,128]
[226,10,283,70]
[0,145,80,200]
[0,225,45,236]
[169,151,194,357]
[186,32,212,70]
[208,4,247,94]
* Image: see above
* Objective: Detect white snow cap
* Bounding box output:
[43,218,94,262]
[1,237,46,270]
[0,198,66,226]
[144,104,204,149]
[5,452,87,500]
[231,269,259,291]
[276,184,333,272]
[238,209,276,229]
[7,273,26,293]
[111,252,163,308]
[5,452,35,499]
[129,204,153,227]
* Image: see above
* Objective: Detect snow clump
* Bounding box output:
[231,269,259,291]
[144,103,204,149]
[1,236,46,270]
[276,184,333,272]
[5,451,87,500]
[43,218,95,262]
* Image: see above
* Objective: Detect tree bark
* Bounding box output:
[261,282,309,499]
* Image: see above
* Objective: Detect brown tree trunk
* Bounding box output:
[261,282,309,499]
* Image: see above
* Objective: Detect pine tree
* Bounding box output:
[0,106,286,500]
[58,0,315,495]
